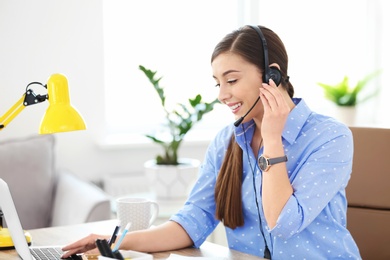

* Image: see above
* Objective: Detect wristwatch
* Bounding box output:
[258,155,288,172]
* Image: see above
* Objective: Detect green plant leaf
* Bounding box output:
[139,65,166,107]
[140,65,220,165]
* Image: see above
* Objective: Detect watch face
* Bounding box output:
[258,156,268,171]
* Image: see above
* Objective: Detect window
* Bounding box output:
[102,0,239,144]
[102,0,389,146]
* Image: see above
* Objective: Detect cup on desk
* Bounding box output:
[116,197,159,232]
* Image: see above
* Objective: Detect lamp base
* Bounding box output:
[0,228,32,250]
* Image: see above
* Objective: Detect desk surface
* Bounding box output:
[0,220,264,260]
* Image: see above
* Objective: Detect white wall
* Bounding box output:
[0,0,209,183]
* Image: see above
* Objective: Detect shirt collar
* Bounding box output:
[283,98,312,144]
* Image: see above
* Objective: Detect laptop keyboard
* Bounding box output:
[30,247,82,260]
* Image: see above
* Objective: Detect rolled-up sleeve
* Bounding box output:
[170,203,219,247]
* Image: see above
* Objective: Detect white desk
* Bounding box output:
[0,220,264,260]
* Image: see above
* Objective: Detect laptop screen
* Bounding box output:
[0,178,34,260]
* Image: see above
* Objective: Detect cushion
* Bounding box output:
[51,169,111,226]
[0,134,55,229]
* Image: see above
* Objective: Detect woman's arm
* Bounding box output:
[61,221,192,258]
[259,82,294,228]
[118,221,193,252]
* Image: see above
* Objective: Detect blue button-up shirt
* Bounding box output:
[171,98,361,259]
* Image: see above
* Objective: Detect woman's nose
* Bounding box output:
[218,85,230,103]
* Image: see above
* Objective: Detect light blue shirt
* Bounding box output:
[171,98,361,259]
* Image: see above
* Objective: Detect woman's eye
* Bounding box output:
[214,79,236,88]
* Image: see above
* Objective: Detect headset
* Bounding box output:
[248,25,282,85]
[234,25,282,127]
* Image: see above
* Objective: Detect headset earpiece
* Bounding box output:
[249,25,283,86]
[266,66,282,86]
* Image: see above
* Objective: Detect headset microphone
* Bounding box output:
[234,25,282,127]
[233,96,260,127]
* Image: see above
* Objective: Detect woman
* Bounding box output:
[62,25,361,259]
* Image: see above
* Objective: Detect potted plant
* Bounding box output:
[317,70,381,125]
[139,65,220,201]
[317,70,381,106]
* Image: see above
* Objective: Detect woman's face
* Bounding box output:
[212,52,264,123]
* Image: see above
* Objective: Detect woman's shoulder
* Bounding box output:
[302,112,353,143]
[294,98,352,138]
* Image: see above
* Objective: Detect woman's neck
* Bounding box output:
[251,128,263,158]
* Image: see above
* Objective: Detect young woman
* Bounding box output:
[62,25,361,259]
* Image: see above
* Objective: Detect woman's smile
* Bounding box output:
[227,102,242,114]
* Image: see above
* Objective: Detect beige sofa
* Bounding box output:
[0,134,111,229]
[347,127,390,260]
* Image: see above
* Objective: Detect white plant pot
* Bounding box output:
[332,106,357,126]
[144,158,200,202]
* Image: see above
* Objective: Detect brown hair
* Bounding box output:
[215,134,244,228]
[213,25,293,229]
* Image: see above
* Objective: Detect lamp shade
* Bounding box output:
[39,74,86,134]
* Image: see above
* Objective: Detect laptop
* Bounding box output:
[0,178,81,260]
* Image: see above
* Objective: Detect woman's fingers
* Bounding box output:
[260,79,285,110]
[61,234,107,259]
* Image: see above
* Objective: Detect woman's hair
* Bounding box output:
[215,134,244,228]
[211,25,293,96]
[213,25,293,229]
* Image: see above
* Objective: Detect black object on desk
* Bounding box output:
[95,239,124,260]
[108,225,120,247]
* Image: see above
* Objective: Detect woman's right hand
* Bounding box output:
[61,233,110,259]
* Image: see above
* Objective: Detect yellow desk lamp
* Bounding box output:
[0,73,86,249]
[0,73,86,133]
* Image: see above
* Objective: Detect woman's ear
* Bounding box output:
[267,63,282,86]
[269,63,280,70]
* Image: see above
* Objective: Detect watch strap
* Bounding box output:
[268,155,288,165]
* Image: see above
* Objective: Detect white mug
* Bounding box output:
[116,197,159,232]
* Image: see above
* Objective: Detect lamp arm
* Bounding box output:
[0,89,48,131]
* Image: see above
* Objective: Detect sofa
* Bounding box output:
[0,134,112,229]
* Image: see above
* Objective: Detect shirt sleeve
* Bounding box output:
[269,123,353,239]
